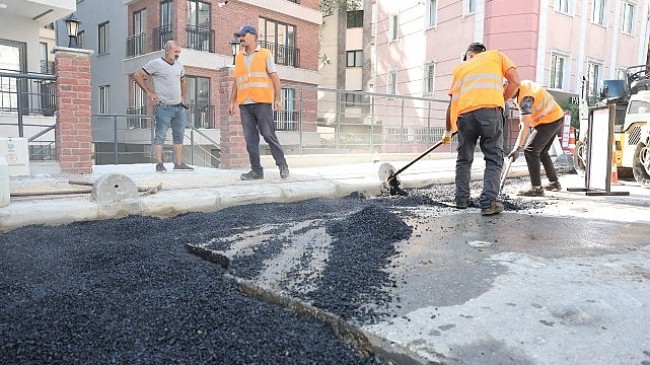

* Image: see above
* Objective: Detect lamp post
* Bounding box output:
[64,14,81,48]
[230,39,239,66]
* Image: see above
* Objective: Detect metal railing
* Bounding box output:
[185,25,214,53]
[0,71,57,160]
[126,32,148,58]
[153,25,173,51]
[259,40,300,68]
[92,113,221,167]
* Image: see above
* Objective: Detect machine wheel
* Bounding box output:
[632,143,650,188]
[573,139,587,176]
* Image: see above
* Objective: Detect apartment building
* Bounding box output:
[118,0,321,165]
[324,0,649,141]
[0,0,76,160]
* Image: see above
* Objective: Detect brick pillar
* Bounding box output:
[217,67,248,169]
[53,47,94,174]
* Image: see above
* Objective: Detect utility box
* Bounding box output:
[0,138,30,176]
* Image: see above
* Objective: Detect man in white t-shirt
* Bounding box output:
[134,40,193,172]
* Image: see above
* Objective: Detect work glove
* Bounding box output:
[441,131,453,144]
[507,146,520,161]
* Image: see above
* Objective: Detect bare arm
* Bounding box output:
[514,114,532,148]
[228,80,238,116]
[445,98,452,132]
[180,76,187,104]
[503,68,521,100]
[270,72,282,111]
[133,69,158,103]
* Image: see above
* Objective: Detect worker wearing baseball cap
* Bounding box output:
[229,24,290,181]
[442,42,521,215]
[507,80,565,196]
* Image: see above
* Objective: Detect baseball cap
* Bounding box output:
[234,25,257,37]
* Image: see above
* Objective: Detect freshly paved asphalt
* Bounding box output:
[3,153,650,365]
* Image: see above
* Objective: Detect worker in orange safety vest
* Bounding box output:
[229,24,289,181]
[507,80,565,196]
[442,42,521,216]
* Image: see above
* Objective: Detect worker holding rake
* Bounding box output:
[443,42,521,216]
[507,80,565,196]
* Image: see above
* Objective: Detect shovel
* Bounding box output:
[499,155,515,195]
[384,132,456,196]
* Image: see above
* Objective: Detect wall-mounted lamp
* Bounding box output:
[64,13,81,48]
[230,38,239,65]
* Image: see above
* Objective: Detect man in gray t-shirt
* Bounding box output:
[134,40,193,172]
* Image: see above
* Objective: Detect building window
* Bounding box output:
[157,0,174,50]
[388,70,397,95]
[465,0,477,14]
[98,21,109,54]
[258,18,298,67]
[592,0,606,25]
[77,30,85,49]
[186,0,212,52]
[131,8,147,56]
[275,87,297,131]
[426,0,437,27]
[588,62,603,97]
[128,84,148,129]
[344,91,363,107]
[347,10,363,28]
[389,14,399,41]
[346,50,363,67]
[550,53,567,89]
[98,85,110,113]
[554,0,573,14]
[39,42,50,74]
[621,2,635,35]
[424,61,436,95]
[186,76,212,128]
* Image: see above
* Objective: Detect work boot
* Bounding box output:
[241,170,264,180]
[544,181,562,192]
[455,198,469,209]
[481,201,504,216]
[174,162,194,171]
[518,186,544,197]
[279,164,290,179]
[155,163,167,172]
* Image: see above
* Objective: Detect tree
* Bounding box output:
[320,0,361,15]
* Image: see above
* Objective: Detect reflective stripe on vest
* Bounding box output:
[518,81,564,126]
[234,49,274,104]
[448,51,508,131]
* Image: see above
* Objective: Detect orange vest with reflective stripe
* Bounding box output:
[516,80,564,127]
[448,50,516,131]
[234,48,274,104]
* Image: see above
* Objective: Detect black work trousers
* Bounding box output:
[455,108,504,209]
[240,103,287,173]
[523,118,563,186]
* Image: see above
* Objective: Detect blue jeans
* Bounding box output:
[239,103,287,173]
[455,108,504,208]
[154,104,186,145]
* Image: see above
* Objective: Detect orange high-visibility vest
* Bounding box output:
[234,48,274,104]
[516,80,564,126]
[448,50,516,131]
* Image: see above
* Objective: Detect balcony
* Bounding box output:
[187,104,215,129]
[259,40,300,68]
[126,32,148,58]
[185,25,214,53]
[152,25,174,52]
[274,110,298,131]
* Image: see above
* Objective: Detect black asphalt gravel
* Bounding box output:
[0,181,546,365]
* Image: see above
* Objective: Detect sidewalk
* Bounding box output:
[1,153,533,232]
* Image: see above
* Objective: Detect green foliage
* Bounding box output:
[321,0,362,15]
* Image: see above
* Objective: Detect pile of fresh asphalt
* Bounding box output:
[0,181,544,365]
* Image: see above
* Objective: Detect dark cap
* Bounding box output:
[234,24,257,37]
[463,42,486,61]
[466,42,486,53]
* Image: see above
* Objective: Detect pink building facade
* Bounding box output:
[373,0,650,113]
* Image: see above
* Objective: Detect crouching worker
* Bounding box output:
[508,80,564,196]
